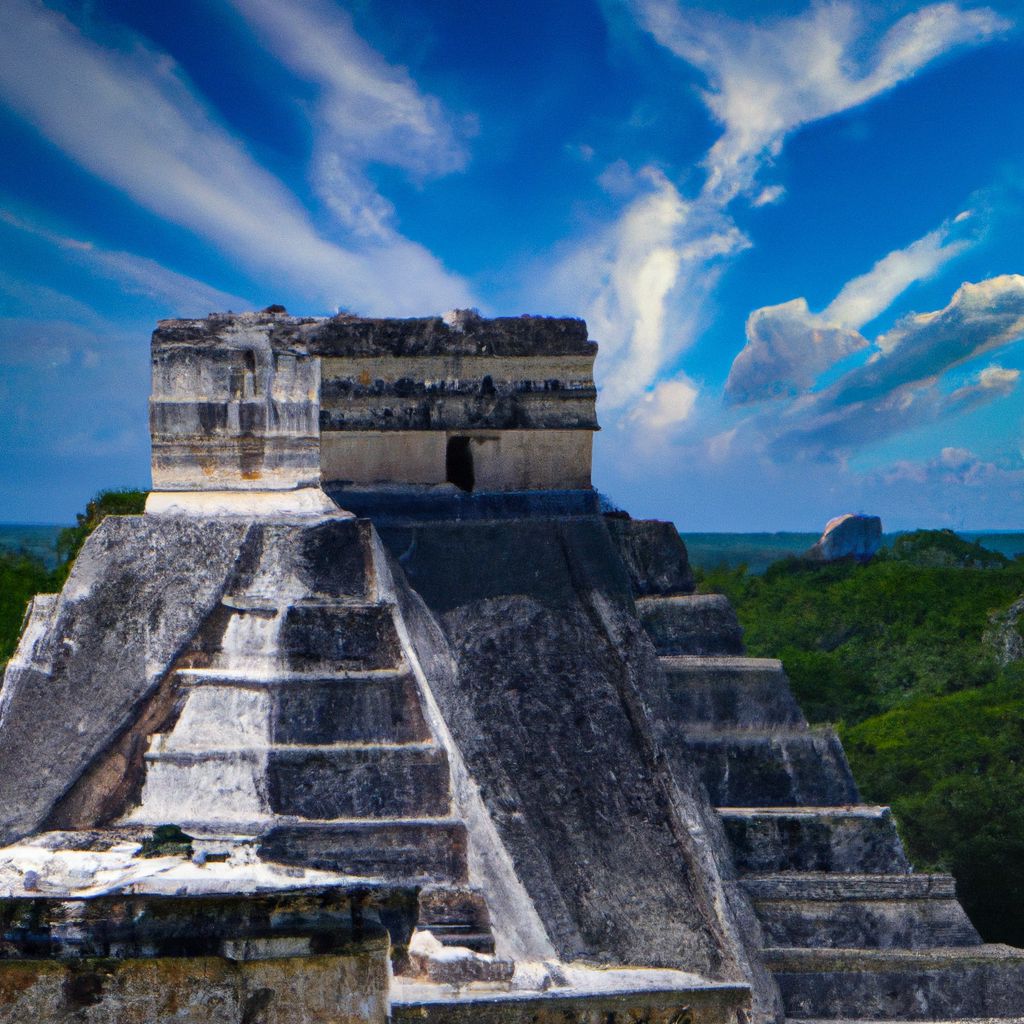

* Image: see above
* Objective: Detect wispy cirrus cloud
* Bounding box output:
[228,0,469,175]
[0,208,251,315]
[227,0,474,242]
[0,0,473,315]
[543,166,746,411]
[632,0,1009,200]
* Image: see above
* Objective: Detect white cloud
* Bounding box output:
[564,0,1006,450]
[228,0,472,244]
[715,270,1024,467]
[876,274,1024,359]
[0,0,473,315]
[751,184,785,207]
[632,0,1008,200]
[725,217,975,404]
[880,446,1024,489]
[628,377,699,432]
[229,0,468,176]
[767,349,1022,463]
[824,226,970,330]
[544,167,748,413]
[947,363,1020,408]
[726,297,868,404]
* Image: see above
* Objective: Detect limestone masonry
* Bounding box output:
[0,310,1021,1023]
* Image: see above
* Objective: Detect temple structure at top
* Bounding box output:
[147,308,598,516]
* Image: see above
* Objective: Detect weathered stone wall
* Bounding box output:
[0,951,388,1024]
[313,313,596,492]
[374,517,759,984]
[148,312,598,498]
[321,429,593,490]
[150,314,321,492]
[0,517,255,845]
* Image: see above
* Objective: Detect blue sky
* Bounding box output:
[2,0,1024,530]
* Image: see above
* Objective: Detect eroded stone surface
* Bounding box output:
[0,517,254,845]
[0,952,389,1024]
[807,513,883,563]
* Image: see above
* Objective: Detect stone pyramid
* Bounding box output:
[0,310,1020,1023]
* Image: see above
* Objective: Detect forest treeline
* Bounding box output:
[698,529,1024,945]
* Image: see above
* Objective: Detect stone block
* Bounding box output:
[266,745,451,820]
[719,806,911,875]
[681,729,859,807]
[268,672,430,745]
[0,951,389,1024]
[659,656,803,727]
[258,821,468,883]
[150,317,321,493]
[744,873,980,949]
[766,945,1024,1019]
[638,595,744,656]
[603,516,695,597]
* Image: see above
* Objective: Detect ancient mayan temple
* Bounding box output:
[0,308,1022,1023]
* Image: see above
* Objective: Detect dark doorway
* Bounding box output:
[446,436,475,492]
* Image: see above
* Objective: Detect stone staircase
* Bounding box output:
[125,516,494,955]
[635,588,1024,1021]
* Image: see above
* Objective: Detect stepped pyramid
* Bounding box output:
[633,581,1024,1021]
[0,309,1020,1023]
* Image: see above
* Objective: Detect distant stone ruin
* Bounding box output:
[807,513,883,563]
[0,310,1021,1023]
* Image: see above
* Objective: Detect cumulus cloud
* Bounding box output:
[880,446,1024,489]
[725,218,976,404]
[0,0,473,315]
[833,275,1024,407]
[724,262,1024,464]
[726,298,868,404]
[631,0,1008,200]
[767,356,1021,463]
[628,377,699,432]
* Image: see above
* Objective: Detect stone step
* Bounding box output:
[257,819,468,883]
[744,873,980,949]
[660,655,805,727]
[162,671,431,749]
[680,729,859,806]
[145,743,452,819]
[637,594,744,655]
[418,885,495,953]
[765,945,1024,1019]
[176,666,407,686]
[391,978,752,1024]
[272,672,430,745]
[743,873,962,900]
[268,743,451,819]
[194,602,405,673]
[788,1019,1024,1023]
[719,806,911,874]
